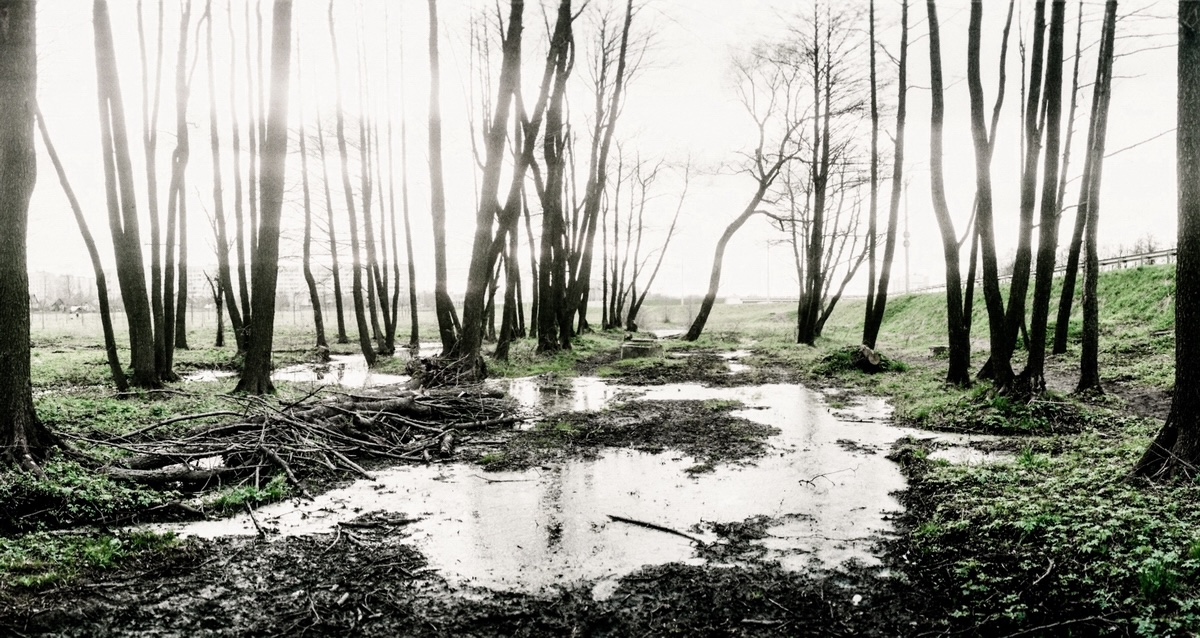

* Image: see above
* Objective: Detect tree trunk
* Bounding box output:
[1052,1,1089,355]
[297,38,327,349]
[427,0,458,355]
[164,0,194,364]
[1004,0,1048,355]
[926,0,971,386]
[137,0,167,382]
[35,106,128,392]
[685,201,768,342]
[863,0,879,344]
[207,0,245,352]
[95,0,159,389]
[236,0,293,394]
[1134,0,1198,479]
[315,115,349,345]
[1078,0,1117,394]
[0,0,57,469]
[329,0,375,366]
[396,30,420,350]
[205,273,225,347]
[229,0,252,343]
[966,0,1015,390]
[862,0,908,350]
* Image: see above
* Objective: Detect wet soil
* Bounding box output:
[480,399,778,474]
[1,516,917,637]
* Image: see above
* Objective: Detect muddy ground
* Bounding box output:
[0,343,1150,637]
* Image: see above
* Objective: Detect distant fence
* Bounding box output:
[900,247,1178,297]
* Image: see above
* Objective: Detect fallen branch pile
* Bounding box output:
[79,387,520,493]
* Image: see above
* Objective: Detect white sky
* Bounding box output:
[29,0,1177,301]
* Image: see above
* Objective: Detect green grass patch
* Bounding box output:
[0,529,178,589]
[0,458,171,533]
[896,413,1200,635]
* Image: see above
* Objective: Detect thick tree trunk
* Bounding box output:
[236,0,293,394]
[862,0,908,350]
[329,0,375,366]
[427,0,458,355]
[95,0,159,389]
[1134,0,1198,479]
[36,107,129,392]
[1078,0,1117,394]
[0,0,55,469]
[926,0,971,386]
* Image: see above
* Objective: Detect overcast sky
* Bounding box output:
[30,0,1177,300]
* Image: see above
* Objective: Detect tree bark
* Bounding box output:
[926,0,971,386]
[427,0,458,355]
[0,0,56,469]
[162,0,194,374]
[95,0,159,389]
[315,115,348,345]
[207,0,245,352]
[1134,0,1199,479]
[329,0,375,366]
[1078,0,1117,394]
[297,37,327,349]
[966,0,1015,390]
[235,0,293,394]
[862,0,908,350]
[685,202,769,342]
[228,0,251,341]
[36,107,128,392]
[137,0,168,381]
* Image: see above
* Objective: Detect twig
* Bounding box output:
[244,502,266,538]
[113,411,245,441]
[999,615,1111,638]
[262,447,313,500]
[607,514,705,544]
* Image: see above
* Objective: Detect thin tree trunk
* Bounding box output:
[315,115,348,344]
[685,201,770,342]
[864,0,879,341]
[1022,0,1067,390]
[329,0,375,366]
[427,0,458,355]
[161,0,194,378]
[236,0,294,394]
[207,0,245,352]
[396,23,420,350]
[863,1,908,349]
[205,273,224,347]
[1078,0,1117,394]
[229,0,251,338]
[967,0,1015,389]
[926,0,971,386]
[0,0,58,469]
[95,0,159,390]
[1052,0,1088,355]
[35,106,128,391]
[137,0,167,381]
[297,37,327,349]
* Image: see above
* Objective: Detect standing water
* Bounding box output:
[157,376,997,596]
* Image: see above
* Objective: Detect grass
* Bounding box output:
[0,530,178,589]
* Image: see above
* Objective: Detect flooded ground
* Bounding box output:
[182,352,420,387]
[157,375,1001,598]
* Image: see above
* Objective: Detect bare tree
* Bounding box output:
[36,107,128,391]
[925,0,970,385]
[137,0,168,378]
[206,0,245,352]
[315,115,349,344]
[428,0,459,354]
[161,0,195,377]
[329,0,375,366]
[235,0,294,394]
[296,36,327,349]
[685,47,805,342]
[861,0,908,349]
[1077,0,1117,393]
[0,0,57,469]
[1133,0,1198,480]
[95,0,159,389]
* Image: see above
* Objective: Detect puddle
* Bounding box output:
[183,354,411,388]
[154,381,994,596]
[928,446,1013,464]
[491,375,624,415]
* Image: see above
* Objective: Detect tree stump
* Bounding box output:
[620,339,663,360]
[851,345,884,373]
